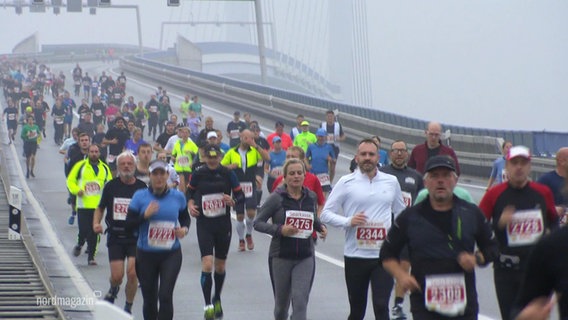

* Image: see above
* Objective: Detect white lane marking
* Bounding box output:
[0,111,96,309]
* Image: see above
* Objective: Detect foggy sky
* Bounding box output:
[0,0,566,132]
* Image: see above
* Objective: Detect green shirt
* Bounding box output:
[189,102,202,115]
[180,101,190,117]
[293,131,317,152]
[158,103,172,122]
[414,186,475,204]
[20,124,41,143]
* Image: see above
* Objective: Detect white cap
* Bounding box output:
[207,131,218,139]
[507,146,531,161]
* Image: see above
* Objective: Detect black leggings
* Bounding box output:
[494,268,523,320]
[136,248,182,320]
[77,209,99,260]
[148,118,158,139]
[344,256,393,320]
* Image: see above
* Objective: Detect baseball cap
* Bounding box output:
[149,160,168,173]
[424,155,456,173]
[507,146,531,161]
[204,144,222,157]
[316,128,327,137]
[166,120,175,126]
[207,131,218,139]
[272,136,282,143]
[300,120,310,126]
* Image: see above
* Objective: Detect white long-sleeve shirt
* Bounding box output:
[321,169,406,258]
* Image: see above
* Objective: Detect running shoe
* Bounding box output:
[245,234,254,250]
[204,305,215,320]
[88,260,97,266]
[30,171,35,178]
[72,245,82,257]
[124,302,133,314]
[391,303,407,320]
[104,286,120,304]
[238,240,245,252]
[68,214,75,225]
[213,300,223,319]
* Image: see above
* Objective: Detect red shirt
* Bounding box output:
[266,132,293,150]
[272,172,325,206]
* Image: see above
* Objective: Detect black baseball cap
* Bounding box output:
[204,144,222,157]
[424,155,456,173]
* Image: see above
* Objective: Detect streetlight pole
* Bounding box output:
[253,0,267,84]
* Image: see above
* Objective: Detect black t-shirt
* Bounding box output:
[3,106,18,122]
[380,165,424,206]
[226,121,247,147]
[77,105,90,121]
[134,168,150,186]
[90,102,106,120]
[77,122,96,138]
[187,165,242,219]
[98,177,147,244]
[105,127,130,155]
[156,131,175,149]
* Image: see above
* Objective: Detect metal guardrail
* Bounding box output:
[119,55,556,180]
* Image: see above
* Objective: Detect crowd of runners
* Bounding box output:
[2,58,568,320]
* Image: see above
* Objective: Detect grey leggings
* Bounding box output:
[269,256,315,320]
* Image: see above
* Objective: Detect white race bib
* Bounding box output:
[356,222,387,249]
[177,155,189,167]
[285,210,314,239]
[94,110,102,117]
[84,182,101,196]
[402,191,412,207]
[241,182,253,198]
[326,133,335,144]
[148,221,176,249]
[149,106,158,113]
[202,193,226,218]
[507,209,544,246]
[425,273,467,317]
[317,173,331,187]
[113,197,130,221]
[27,130,38,139]
[230,130,240,139]
[141,119,148,126]
[54,116,64,124]
[107,154,116,163]
[8,114,16,121]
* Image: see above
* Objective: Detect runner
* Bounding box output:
[51,97,66,145]
[179,94,191,124]
[2,99,18,144]
[479,145,558,320]
[158,96,172,135]
[187,110,201,142]
[226,111,247,148]
[254,158,327,320]
[77,112,96,138]
[124,128,146,156]
[250,121,270,207]
[379,140,424,320]
[133,101,148,137]
[62,91,77,139]
[65,132,91,225]
[77,99,90,123]
[153,121,176,154]
[90,95,106,126]
[381,155,499,320]
[67,144,112,265]
[290,114,304,141]
[189,95,203,119]
[265,136,287,193]
[197,116,216,147]
[187,144,245,319]
[126,159,190,320]
[20,116,41,179]
[145,94,160,140]
[306,128,336,194]
[135,143,153,186]
[171,127,199,194]
[82,72,92,100]
[293,120,317,153]
[320,138,406,319]
[320,110,345,183]
[221,129,270,251]
[266,120,293,150]
[103,117,130,176]
[486,141,513,191]
[537,147,568,223]
[408,121,460,175]
[93,152,147,313]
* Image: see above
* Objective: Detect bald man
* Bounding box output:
[408,122,460,175]
[538,147,568,222]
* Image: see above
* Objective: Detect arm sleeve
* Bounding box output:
[178,204,191,229]
[253,193,282,237]
[126,192,145,230]
[320,179,350,228]
[186,171,199,200]
[474,208,499,265]
[379,211,409,261]
[478,191,495,221]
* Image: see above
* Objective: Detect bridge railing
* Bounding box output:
[120,54,555,180]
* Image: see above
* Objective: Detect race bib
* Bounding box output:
[241,182,253,198]
[230,130,240,139]
[94,110,102,117]
[84,182,101,196]
[507,209,544,246]
[83,81,90,86]
[177,155,189,167]
[141,119,148,126]
[8,114,16,121]
[271,166,283,177]
[356,222,387,249]
[120,78,126,84]
[148,221,175,249]
[113,93,121,99]
[113,197,130,221]
[425,273,467,317]
[27,130,38,139]
[402,191,412,207]
[285,210,314,239]
[107,154,116,163]
[149,106,158,113]
[326,133,335,144]
[54,116,64,124]
[202,193,226,218]
[317,173,331,187]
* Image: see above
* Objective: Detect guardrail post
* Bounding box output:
[8,186,22,241]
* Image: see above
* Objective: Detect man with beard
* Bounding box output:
[90,95,106,126]
[321,138,406,320]
[135,143,153,186]
[67,144,112,265]
[93,152,147,313]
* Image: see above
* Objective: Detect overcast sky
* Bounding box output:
[0,0,566,132]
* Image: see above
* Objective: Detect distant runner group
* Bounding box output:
[2,59,568,320]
